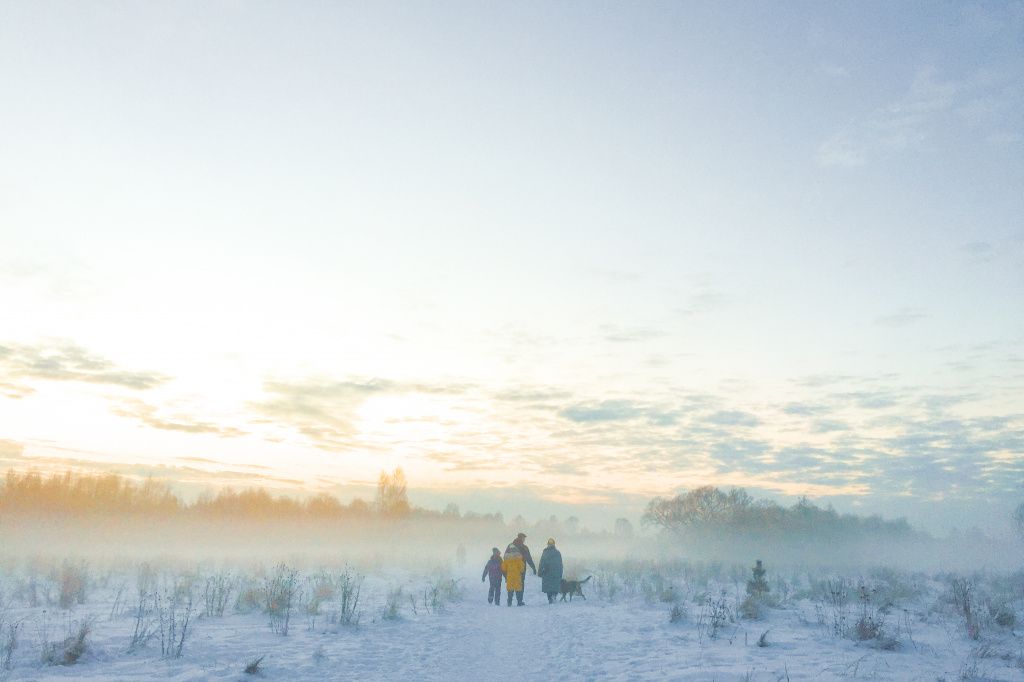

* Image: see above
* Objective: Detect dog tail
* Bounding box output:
[581,575,593,584]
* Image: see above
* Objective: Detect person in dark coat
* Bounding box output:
[537,538,563,604]
[481,547,503,605]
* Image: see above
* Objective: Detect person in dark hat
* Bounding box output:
[506,532,536,605]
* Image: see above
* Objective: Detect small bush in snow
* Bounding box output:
[696,590,732,641]
[329,567,362,627]
[739,594,765,620]
[55,561,89,610]
[593,571,619,602]
[852,583,884,640]
[382,586,403,621]
[244,654,264,675]
[0,597,20,670]
[950,577,980,640]
[746,560,769,600]
[203,572,235,618]
[41,618,91,666]
[305,571,336,617]
[422,576,463,614]
[986,599,1015,629]
[815,578,851,638]
[155,576,195,658]
[234,579,262,614]
[669,603,686,624]
[127,589,156,652]
[264,564,300,636]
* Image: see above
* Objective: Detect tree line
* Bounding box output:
[0,468,493,524]
[643,485,922,543]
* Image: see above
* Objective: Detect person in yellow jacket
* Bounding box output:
[501,545,525,606]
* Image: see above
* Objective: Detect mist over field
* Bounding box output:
[2,471,1023,680]
[0,470,1016,572]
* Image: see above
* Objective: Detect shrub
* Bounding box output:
[42,619,91,666]
[264,564,300,636]
[305,571,336,617]
[669,603,686,624]
[244,655,264,675]
[56,561,89,609]
[203,572,235,618]
[234,579,262,614]
[849,582,900,650]
[421,576,463,614]
[950,577,980,640]
[382,586,403,621]
[852,584,884,641]
[696,590,732,641]
[329,567,362,627]
[128,590,156,652]
[987,600,1015,629]
[593,571,619,602]
[816,578,850,638]
[746,560,769,599]
[739,594,765,620]
[155,577,195,658]
[0,598,20,670]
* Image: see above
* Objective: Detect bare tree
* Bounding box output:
[375,468,410,518]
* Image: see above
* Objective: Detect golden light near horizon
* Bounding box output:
[0,1,1021,534]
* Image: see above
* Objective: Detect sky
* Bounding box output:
[1,1,1022,534]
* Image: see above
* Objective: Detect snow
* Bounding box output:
[1,560,1021,681]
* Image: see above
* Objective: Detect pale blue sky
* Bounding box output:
[1,1,1022,533]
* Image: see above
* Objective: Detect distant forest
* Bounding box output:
[3,470,1009,569]
[2,469,922,544]
[643,485,922,544]
[0,469,499,524]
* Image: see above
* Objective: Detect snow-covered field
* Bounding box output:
[0,557,1021,681]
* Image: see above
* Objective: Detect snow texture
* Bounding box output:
[0,561,1021,681]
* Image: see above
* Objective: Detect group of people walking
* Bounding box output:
[481,532,564,606]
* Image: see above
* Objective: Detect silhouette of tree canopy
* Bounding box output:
[1,470,180,515]
[643,485,917,543]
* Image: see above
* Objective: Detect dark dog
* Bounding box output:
[559,575,592,602]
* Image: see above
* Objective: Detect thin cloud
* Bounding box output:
[0,341,167,392]
[253,377,470,451]
[0,381,34,399]
[676,289,727,317]
[706,410,761,428]
[783,402,830,417]
[815,65,1016,167]
[558,400,678,426]
[874,308,928,327]
[960,241,993,262]
[812,419,850,433]
[111,399,247,438]
[492,387,573,404]
[0,439,24,464]
[599,324,667,344]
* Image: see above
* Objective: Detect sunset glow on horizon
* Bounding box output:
[1,2,1021,533]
